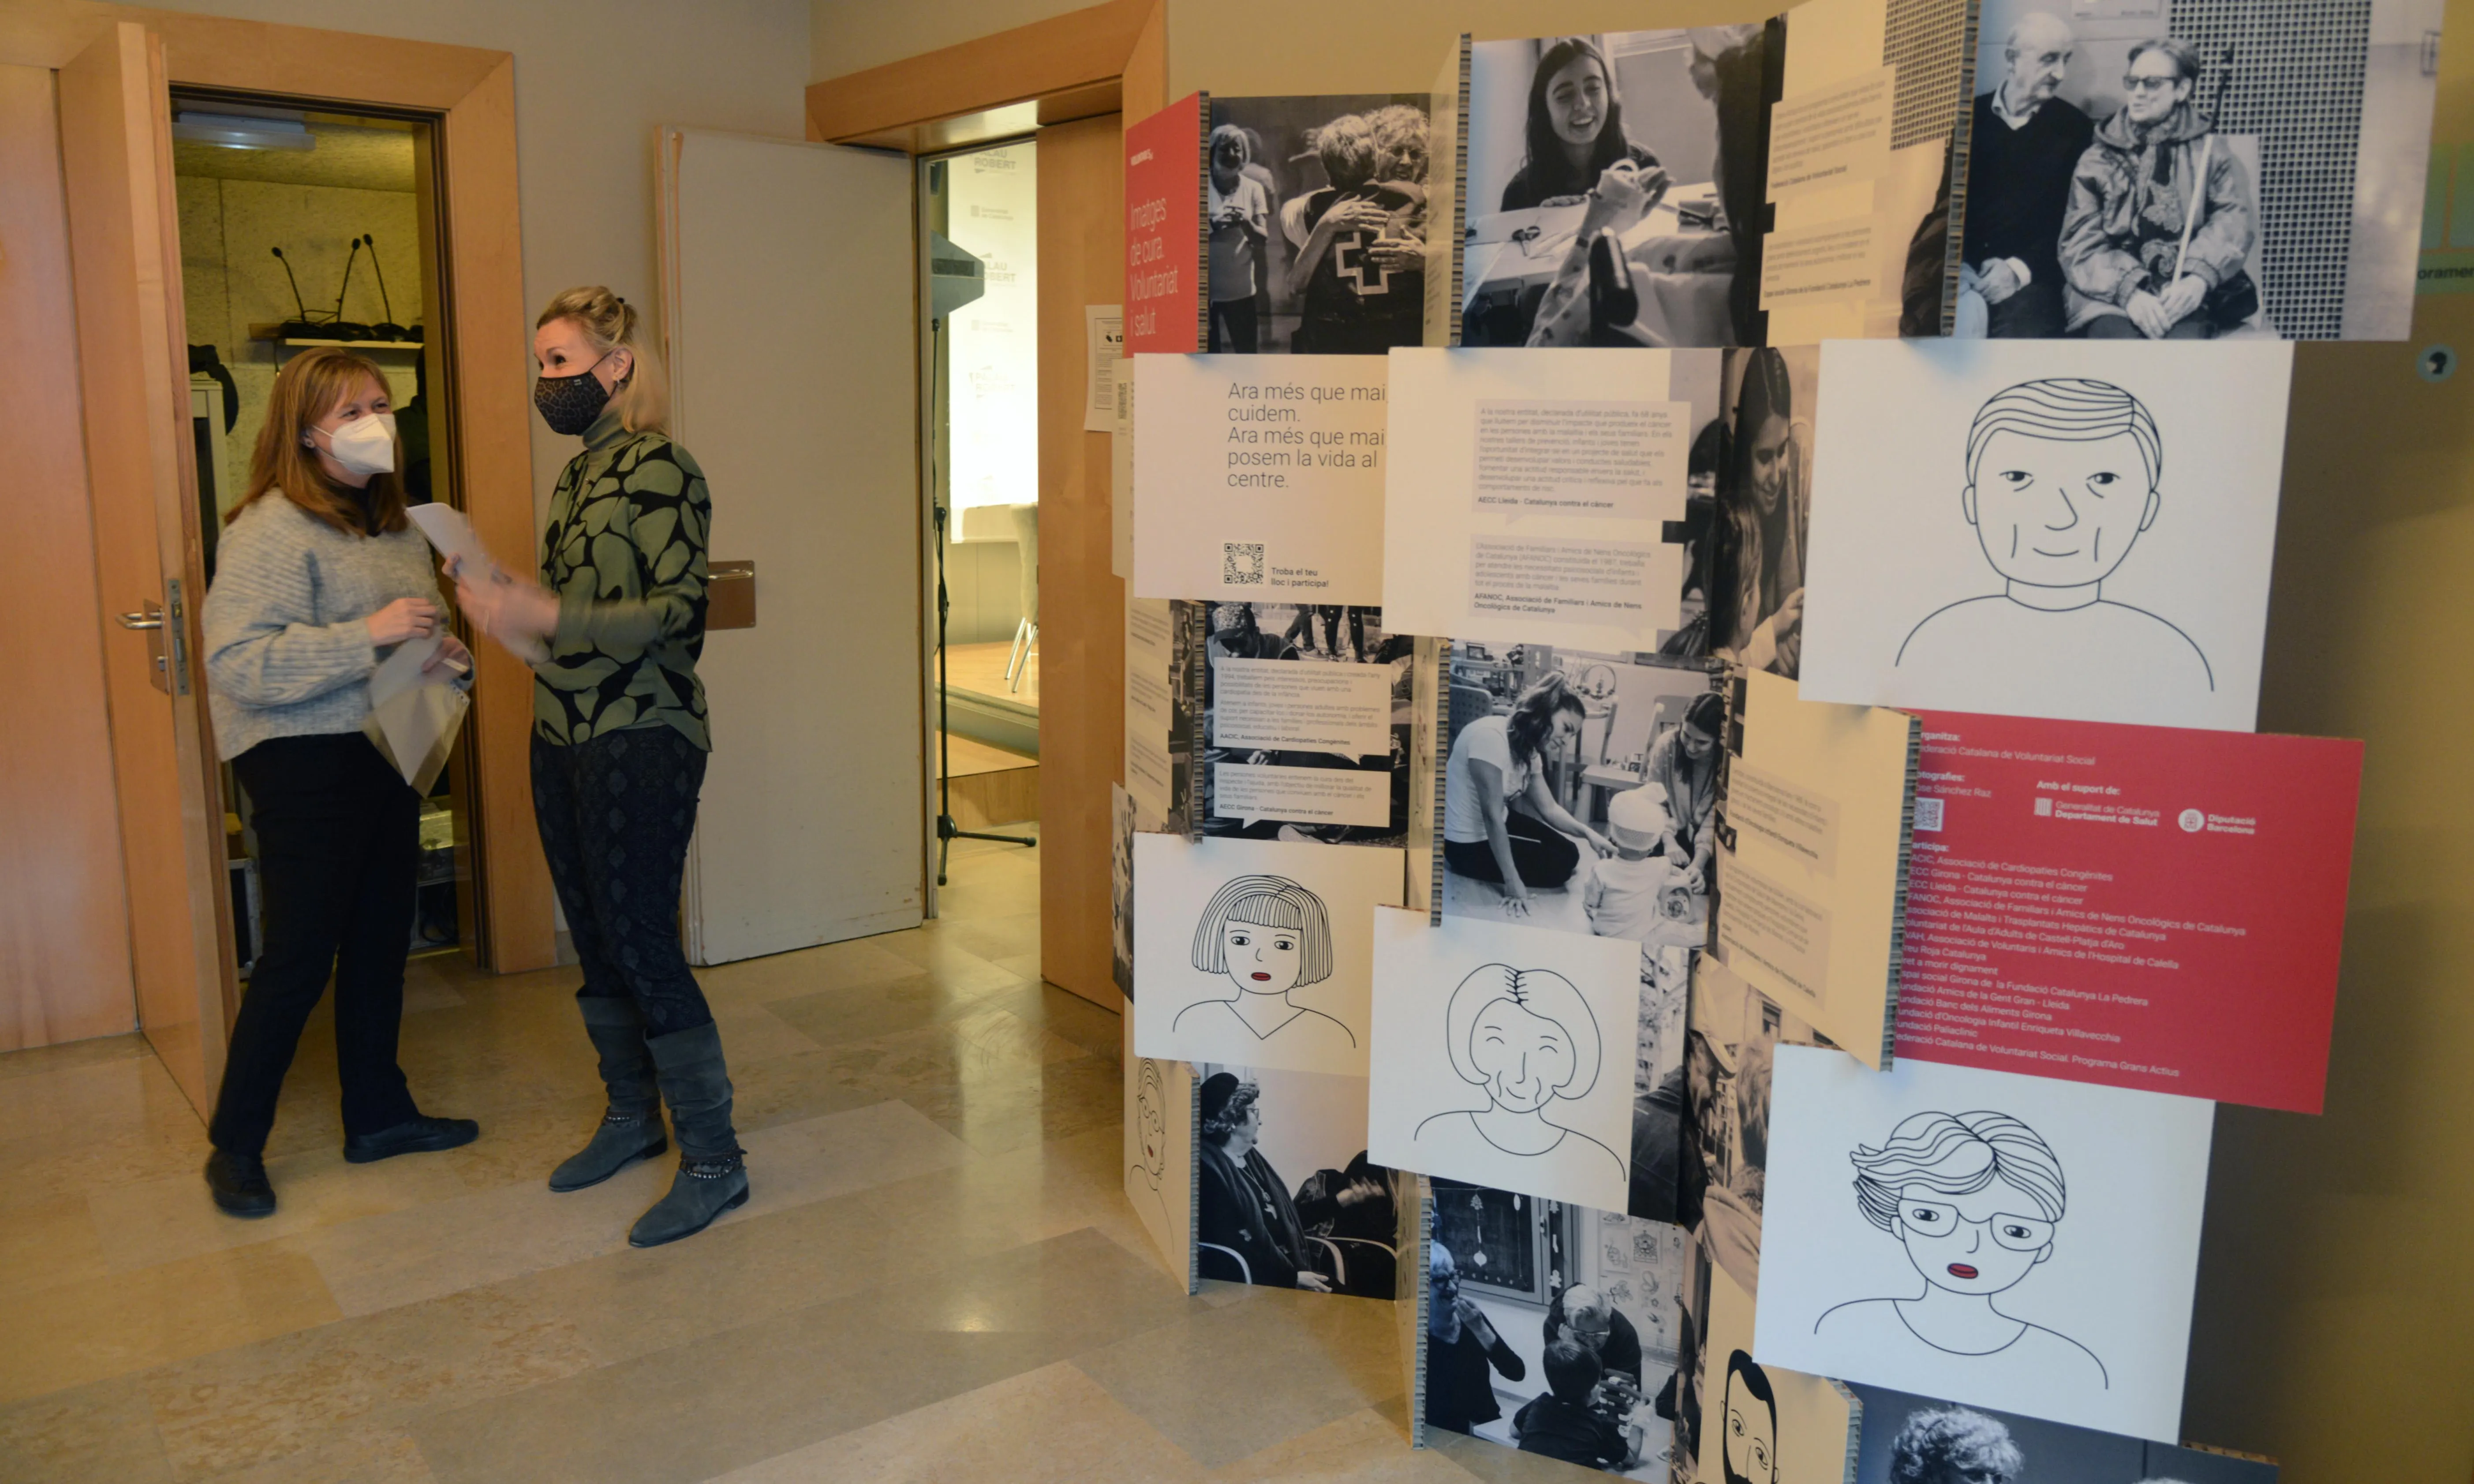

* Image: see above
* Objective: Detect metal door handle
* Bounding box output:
[118,611,164,630]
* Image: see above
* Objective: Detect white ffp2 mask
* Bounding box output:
[318,412,398,477]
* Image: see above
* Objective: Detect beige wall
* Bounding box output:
[148,0,811,517]
[811,0,1093,81]
[1162,0,1754,95]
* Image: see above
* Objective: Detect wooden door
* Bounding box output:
[58,22,236,1116]
[656,128,925,963]
[1035,113,1128,1007]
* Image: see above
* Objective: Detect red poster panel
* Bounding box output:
[1894,710,2362,1113]
[1125,92,1205,354]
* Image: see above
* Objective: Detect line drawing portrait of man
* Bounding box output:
[1897,378,2212,703]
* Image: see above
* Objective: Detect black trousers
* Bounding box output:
[531,727,715,1037]
[209,734,422,1156]
[1444,809,1582,889]
[1209,297,1259,353]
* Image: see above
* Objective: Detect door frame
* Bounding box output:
[806,0,1166,1007]
[5,4,557,974]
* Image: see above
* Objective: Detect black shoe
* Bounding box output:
[205,1149,277,1218]
[344,1114,480,1164]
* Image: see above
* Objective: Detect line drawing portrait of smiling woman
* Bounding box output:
[1814,1110,2108,1396]
[1413,964,1623,1188]
[1173,875,1357,1054]
[1896,379,2212,709]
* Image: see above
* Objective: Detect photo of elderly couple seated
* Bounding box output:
[1960,4,2259,339]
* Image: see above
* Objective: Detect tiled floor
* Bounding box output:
[0,834,1588,1482]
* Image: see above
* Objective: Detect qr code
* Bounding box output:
[1914,797,1945,832]
[1222,542,1264,585]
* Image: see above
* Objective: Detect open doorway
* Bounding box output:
[169,94,484,975]
[922,139,1042,889]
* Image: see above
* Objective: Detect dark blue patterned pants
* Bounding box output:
[531,727,714,1036]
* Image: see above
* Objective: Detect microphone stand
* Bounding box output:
[929,315,1035,887]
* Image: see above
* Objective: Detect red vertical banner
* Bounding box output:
[1125,92,1206,354]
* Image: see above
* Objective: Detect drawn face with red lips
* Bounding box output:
[1221,920,1301,997]
[1895,1184,2055,1296]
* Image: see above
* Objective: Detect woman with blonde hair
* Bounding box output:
[198,347,477,1218]
[457,286,744,1247]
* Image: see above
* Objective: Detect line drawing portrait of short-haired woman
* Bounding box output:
[1814,1110,2108,1396]
[1413,964,1624,1189]
[1175,875,1357,1055]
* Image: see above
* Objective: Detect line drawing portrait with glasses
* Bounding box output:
[1812,1110,2107,1395]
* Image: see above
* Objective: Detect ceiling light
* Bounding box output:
[173,112,314,152]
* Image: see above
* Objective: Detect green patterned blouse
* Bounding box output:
[533,404,710,750]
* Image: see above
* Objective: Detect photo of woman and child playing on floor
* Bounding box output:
[1441,650,1722,954]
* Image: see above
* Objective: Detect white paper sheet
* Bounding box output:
[403,503,546,664]
[1132,354,1390,604]
[1797,339,2294,730]
[1383,348,1712,651]
[1366,907,1639,1210]
[1086,304,1126,433]
[1132,835,1404,1078]
[365,636,470,791]
[1753,1046,2214,1440]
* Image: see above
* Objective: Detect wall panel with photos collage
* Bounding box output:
[1117,0,2418,1469]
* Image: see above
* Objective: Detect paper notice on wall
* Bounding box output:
[1211,659,1391,757]
[1713,670,1918,1069]
[1384,348,1705,651]
[1714,850,1836,1005]
[1470,400,1683,518]
[1086,305,1126,433]
[1466,534,1661,628]
[1760,216,1881,309]
[1126,597,1174,819]
[1132,353,1390,604]
[1212,763,1388,828]
[1764,65,1894,196]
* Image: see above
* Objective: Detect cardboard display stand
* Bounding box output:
[1114,16,2415,1458]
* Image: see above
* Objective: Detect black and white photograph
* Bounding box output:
[1684,345,1815,679]
[1626,943,1692,1227]
[1463,28,1777,350]
[1439,643,1721,939]
[1959,0,2440,341]
[1192,1065,1398,1299]
[1677,953,1825,1299]
[1845,1382,2281,1484]
[1206,94,1435,354]
[1109,782,1140,997]
[1199,602,1412,846]
[1424,1178,1687,1478]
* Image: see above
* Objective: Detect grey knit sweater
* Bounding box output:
[202,492,444,761]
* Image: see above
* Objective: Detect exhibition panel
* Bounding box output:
[1114,0,2421,1469]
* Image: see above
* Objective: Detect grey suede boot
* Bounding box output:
[549,997,669,1193]
[629,1021,749,1248]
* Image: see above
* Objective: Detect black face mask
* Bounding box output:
[534,357,613,436]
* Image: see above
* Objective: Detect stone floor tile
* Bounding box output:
[699,1361,1205,1484]
[0,1243,341,1405]
[0,1374,176,1483]
[88,1146,472,1274]
[140,1284,595,1481]
[1073,1288,1406,1469]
